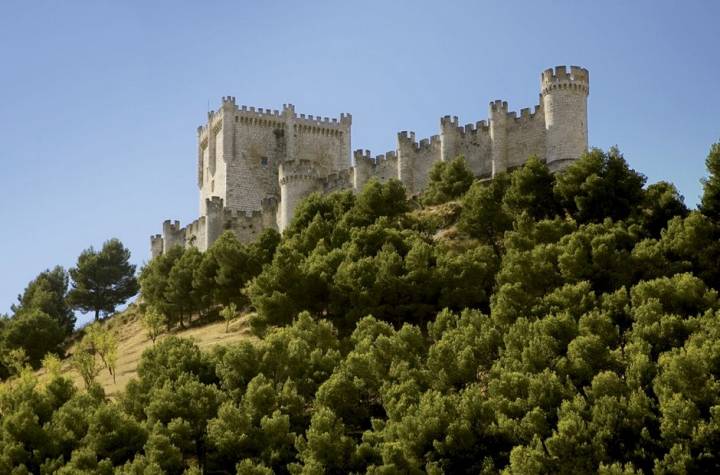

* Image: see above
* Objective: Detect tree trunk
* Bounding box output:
[94,309,100,321]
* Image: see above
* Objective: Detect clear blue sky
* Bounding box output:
[1,1,719,323]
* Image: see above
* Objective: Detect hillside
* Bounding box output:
[5,148,720,473]
[56,200,466,397]
[43,307,253,397]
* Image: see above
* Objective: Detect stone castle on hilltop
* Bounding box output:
[151,65,589,257]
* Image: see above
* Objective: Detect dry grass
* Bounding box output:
[409,200,481,251]
[409,200,462,221]
[39,307,252,398]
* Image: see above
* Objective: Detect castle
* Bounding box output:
[151,65,589,257]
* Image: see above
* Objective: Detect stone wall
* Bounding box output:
[225,110,283,214]
[152,65,589,256]
[506,105,546,169]
[397,132,442,195]
[352,150,399,190]
[184,216,207,252]
[440,116,493,178]
[292,113,352,172]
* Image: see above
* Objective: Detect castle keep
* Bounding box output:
[151,65,589,257]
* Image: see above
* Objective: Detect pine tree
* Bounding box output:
[68,238,139,321]
[700,141,720,220]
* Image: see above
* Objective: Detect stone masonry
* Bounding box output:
[151,65,589,257]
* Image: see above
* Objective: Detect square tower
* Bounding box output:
[196,98,351,219]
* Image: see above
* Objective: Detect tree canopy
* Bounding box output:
[68,238,139,321]
[12,266,75,336]
[3,143,720,473]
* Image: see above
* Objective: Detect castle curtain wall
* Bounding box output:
[152,66,589,255]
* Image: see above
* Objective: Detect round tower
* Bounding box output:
[278,160,319,231]
[541,65,589,171]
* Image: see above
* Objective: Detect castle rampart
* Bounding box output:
[153,65,589,255]
[505,102,546,170]
[397,132,442,194]
[441,115,493,178]
[352,149,400,190]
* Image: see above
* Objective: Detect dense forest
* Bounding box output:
[2,143,720,474]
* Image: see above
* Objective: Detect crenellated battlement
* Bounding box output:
[197,111,224,142]
[185,216,206,237]
[377,151,397,163]
[441,114,492,136]
[221,96,236,107]
[150,234,164,259]
[541,65,589,83]
[419,136,441,151]
[351,147,400,190]
[353,149,374,165]
[155,65,590,255]
[398,131,415,142]
[490,100,509,113]
[295,112,351,128]
[441,115,459,127]
[238,105,282,117]
[517,107,533,120]
[162,220,181,233]
[279,160,321,185]
[285,103,351,127]
[510,104,543,123]
[397,131,441,152]
[198,100,350,143]
[541,65,589,95]
[353,149,399,166]
[205,196,224,213]
[487,100,544,124]
[452,120,491,136]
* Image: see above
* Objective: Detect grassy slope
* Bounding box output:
[45,307,252,398]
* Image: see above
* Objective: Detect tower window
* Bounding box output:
[261,157,269,166]
[211,180,215,192]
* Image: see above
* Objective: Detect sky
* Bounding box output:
[1,1,719,324]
